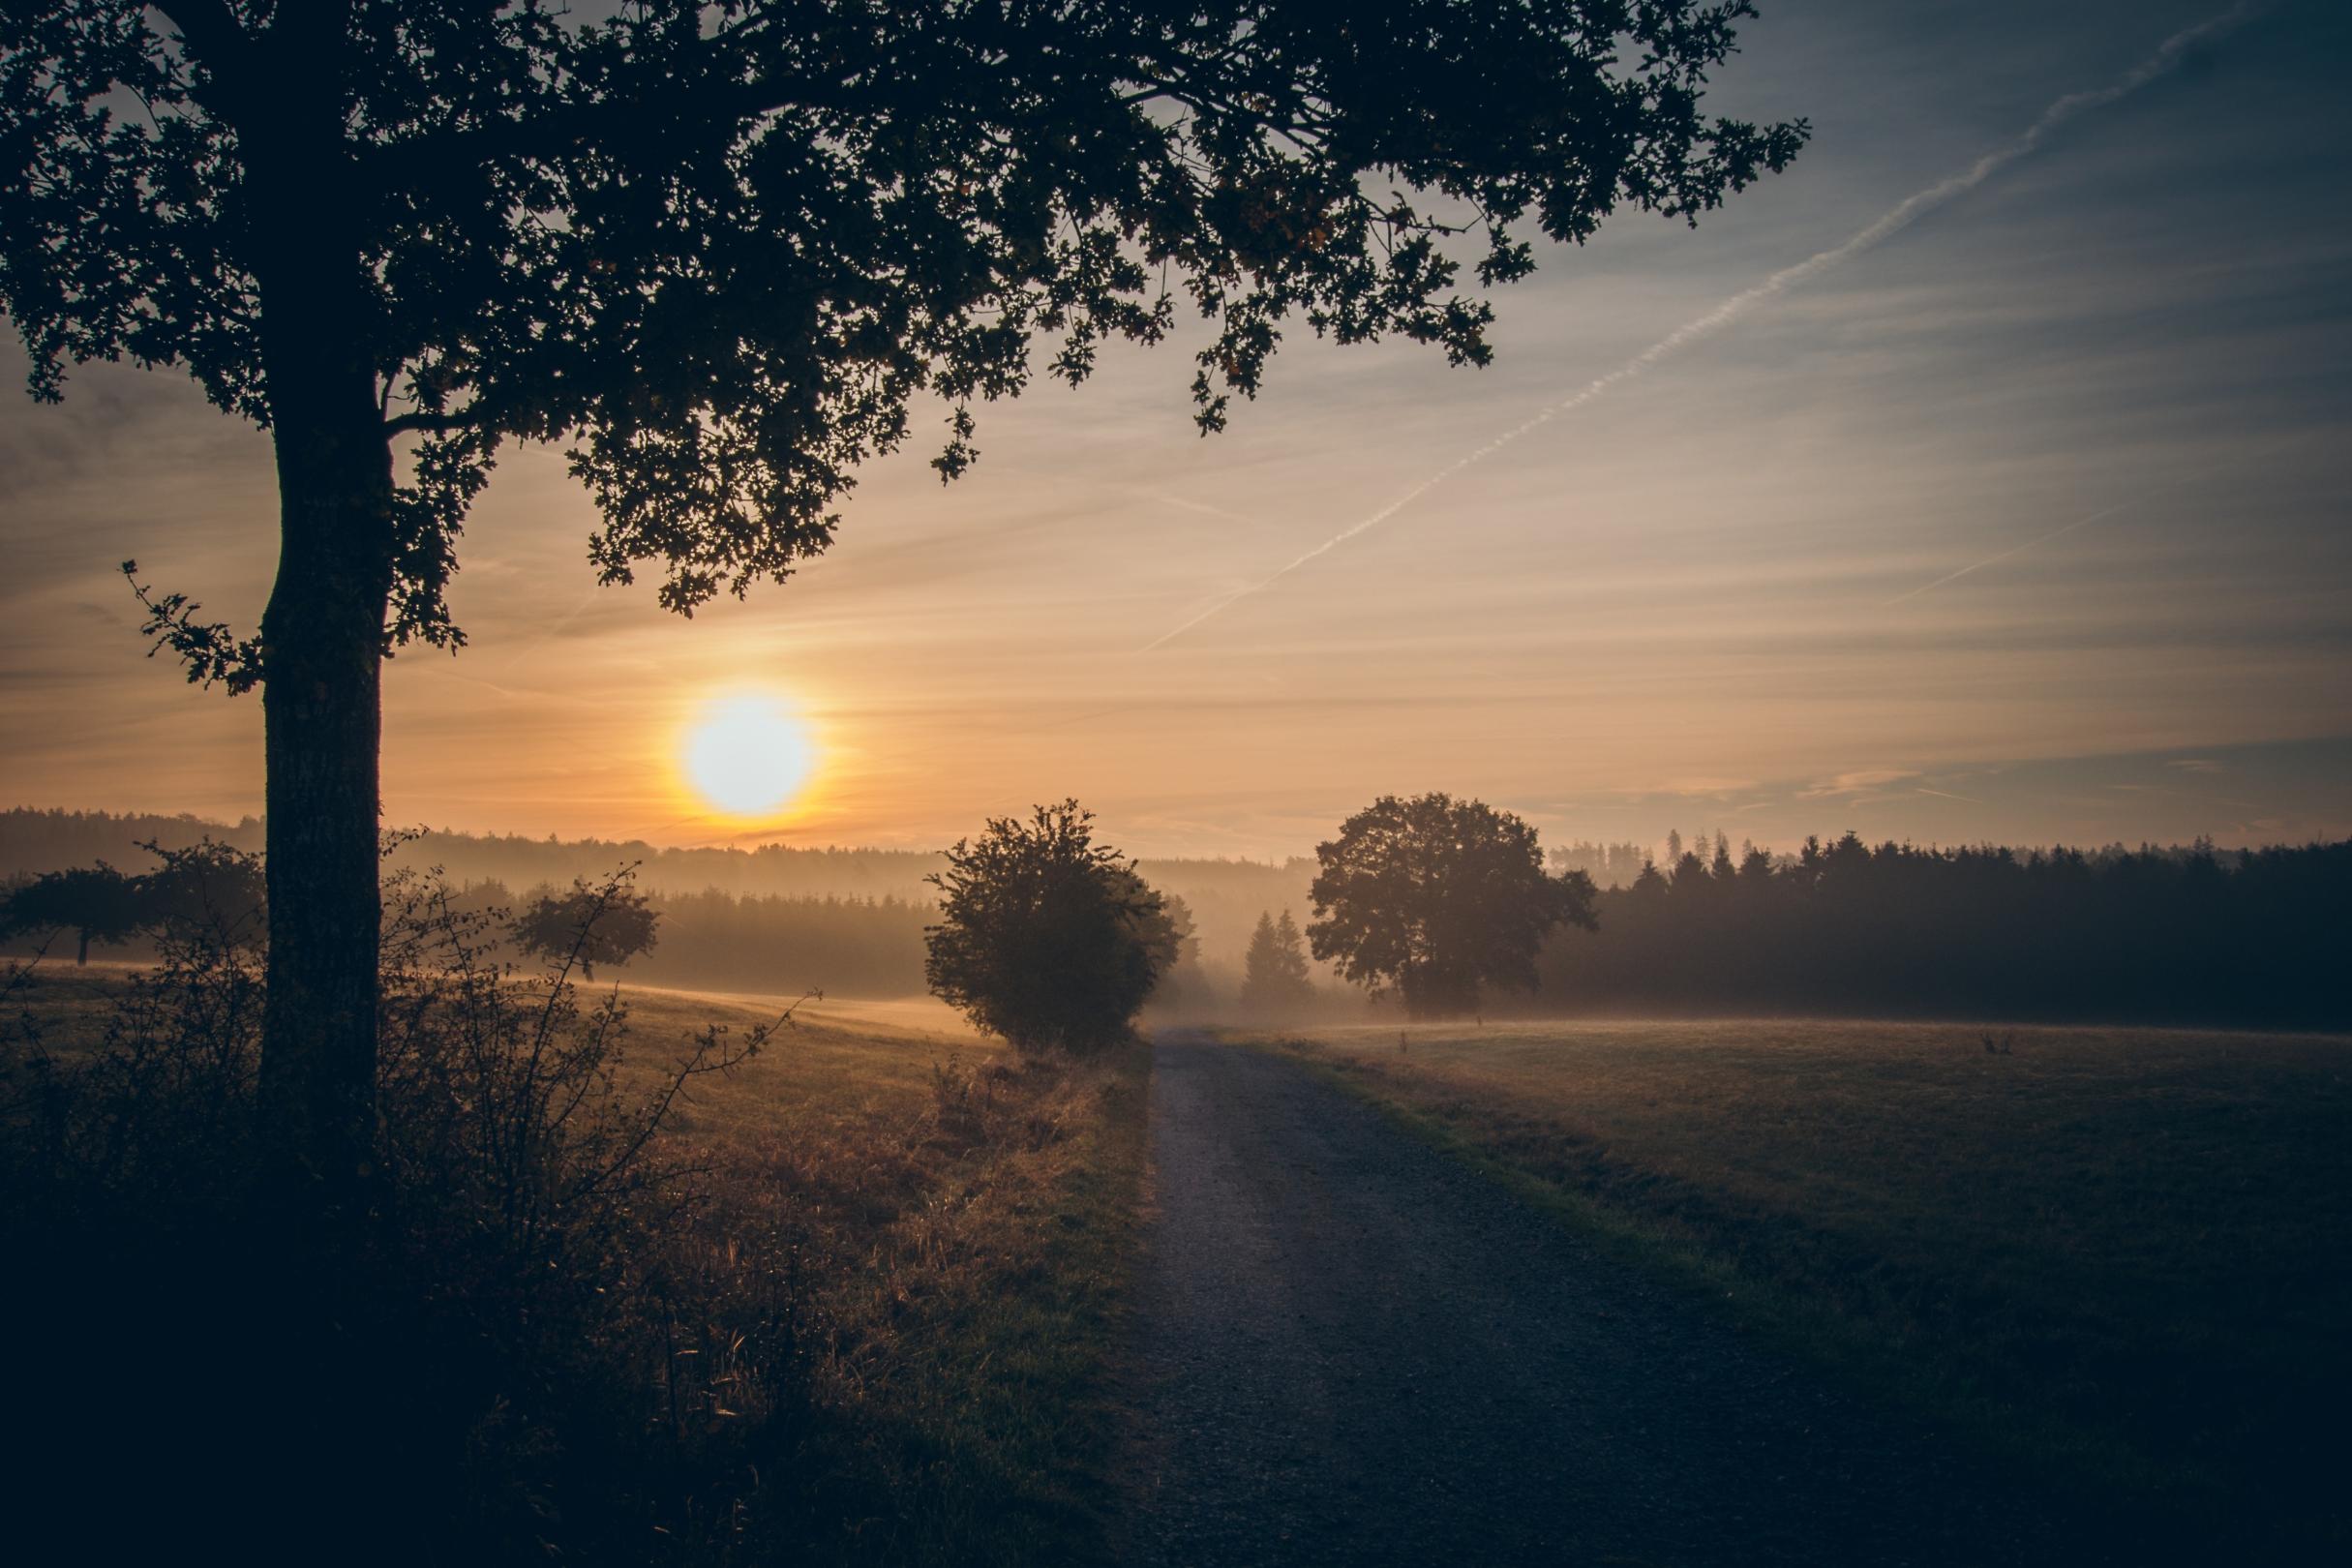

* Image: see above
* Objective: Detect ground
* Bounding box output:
[1220,1016,2352,1561]
[9,963,2344,1563]
[1121,1032,2096,1567]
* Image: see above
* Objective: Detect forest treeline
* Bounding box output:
[1536,834,2352,1028]
[9,809,2348,1025]
[0,808,1312,962]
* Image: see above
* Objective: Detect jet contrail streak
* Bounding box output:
[1140,1,2265,652]
[1884,500,2132,605]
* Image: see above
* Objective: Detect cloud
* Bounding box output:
[2167,758,2226,772]
[1140,1,2271,650]
[1802,769,1920,798]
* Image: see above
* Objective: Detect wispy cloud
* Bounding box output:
[1884,501,2133,605]
[1140,2,2270,651]
[1803,769,1920,798]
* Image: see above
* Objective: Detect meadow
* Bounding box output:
[615,987,1150,1565]
[1247,1017,2352,1555]
[1,964,1148,1567]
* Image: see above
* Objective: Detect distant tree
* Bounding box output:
[512,877,660,980]
[925,802,1174,1053]
[1132,882,1198,980]
[1,0,1805,1191]
[1240,909,1316,1017]
[1,862,143,964]
[139,839,267,945]
[1308,793,1595,1018]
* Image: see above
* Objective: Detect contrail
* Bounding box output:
[1140,1,2266,652]
[1884,500,2131,605]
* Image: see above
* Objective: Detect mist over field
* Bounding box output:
[11,806,2347,1031]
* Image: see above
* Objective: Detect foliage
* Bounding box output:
[1,0,1807,642]
[925,800,1176,1053]
[1309,792,1596,1016]
[138,835,267,942]
[1534,832,2352,1027]
[0,859,786,1560]
[1239,908,1316,1017]
[0,861,144,963]
[508,872,660,979]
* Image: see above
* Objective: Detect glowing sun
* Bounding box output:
[681,693,817,818]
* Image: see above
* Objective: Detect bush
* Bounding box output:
[0,850,799,1565]
[923,800,1178,1053]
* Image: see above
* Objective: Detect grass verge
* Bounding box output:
[1235,1017,2351,1559]
[2,964,1151,1567]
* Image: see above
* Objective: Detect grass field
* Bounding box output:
[1,963,1149,1566]
[1245,1016,2352,1554]
[626,986,1151,1565]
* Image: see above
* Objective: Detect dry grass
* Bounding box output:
[625,987,1152,1565]
[1248,1016,2352,1554]
[1,963,1149,1566]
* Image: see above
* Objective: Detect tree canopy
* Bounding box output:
[4,0,1806,650]
[924,800,1175,1052]
[511,876,661,980]
[1308,792,1595,1016]
[0,863,144,964]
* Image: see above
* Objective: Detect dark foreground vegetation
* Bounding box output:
[1,873,1147,1566]
[1267,1019,2352,1559]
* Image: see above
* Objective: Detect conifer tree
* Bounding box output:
[1240,907,1315,1017]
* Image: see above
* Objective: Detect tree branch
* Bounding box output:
[360,71,846,188]
[147,0,258,125]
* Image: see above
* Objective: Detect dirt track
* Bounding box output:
[1118,1033,2095,1568]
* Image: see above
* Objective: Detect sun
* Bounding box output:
[680,692,818,819]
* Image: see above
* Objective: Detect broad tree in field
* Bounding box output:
[0,863,145,964]
[1309,793,1595,1017]
[925,801,1173,1053]
[1239,908,1315,1017]
[0,2,1802,1187]
[512,878,660,980]
[139,838,269,943]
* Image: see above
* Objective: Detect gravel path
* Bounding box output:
[1118,1033,2094,1568]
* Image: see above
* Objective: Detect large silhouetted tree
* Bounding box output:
[1309,793,1595,1016]
[1,2,1801,1190]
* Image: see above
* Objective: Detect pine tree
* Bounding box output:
[1240,908,1315,1018]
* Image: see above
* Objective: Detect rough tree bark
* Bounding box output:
[254,387,393,1197]
[241,8,394,1198]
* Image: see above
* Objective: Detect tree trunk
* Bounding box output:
[253,363,396,1200]
[75,930,88,966]
[240,20,395,1203]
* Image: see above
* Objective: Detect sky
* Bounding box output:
[3,0,2349,859]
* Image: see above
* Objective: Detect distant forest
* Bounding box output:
[1537,834,2352,1029]
[0,807,1313,990]
[6,809,2346,1027]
